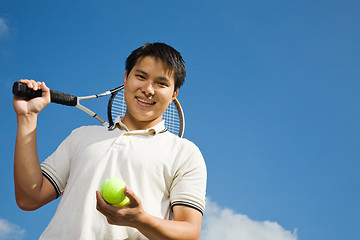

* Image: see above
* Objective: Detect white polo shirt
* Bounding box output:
[40,119,207,240]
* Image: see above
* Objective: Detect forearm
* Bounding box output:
[135,212,201,240]
[14,114,44,209]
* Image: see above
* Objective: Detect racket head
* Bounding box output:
[163,98,185,137]
[107,87,185,137]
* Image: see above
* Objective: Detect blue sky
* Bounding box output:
[0,0,359,239]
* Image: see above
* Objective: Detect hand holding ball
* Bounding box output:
[100,178,130,207]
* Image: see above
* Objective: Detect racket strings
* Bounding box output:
[163,103,181,135]
[111,92,127,119]
[110,90,181,136]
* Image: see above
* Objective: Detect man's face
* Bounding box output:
[123,56,178,129]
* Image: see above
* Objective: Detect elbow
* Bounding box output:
[14,181,57,211]
[16,199,39,211]
[16,200,41,211]
[15,195,42,211]
[193,229,201,240]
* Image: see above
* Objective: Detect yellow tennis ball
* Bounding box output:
[100,177,130,207]
[113,196,130,208]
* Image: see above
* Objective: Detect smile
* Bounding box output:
[136,97,155,105]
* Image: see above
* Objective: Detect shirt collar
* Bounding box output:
[109,116,167,136]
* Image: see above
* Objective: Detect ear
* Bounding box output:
[123,72,128,85]
[172,88,179,101]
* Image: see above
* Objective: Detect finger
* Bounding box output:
[18,79,29,84]
[18,79,33,89]
[33,80,45,91]
[29,79,38,90]
[124,186,140,207]
[96,191,119,214]
[40,82,51,100]
[96,191,113,219]
[19,79,39,91]
[40,82,49,92]
[36,81,42,90]
[96,191,108,211]
[96,191,117,224]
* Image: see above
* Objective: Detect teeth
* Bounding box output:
[137,97,155,105]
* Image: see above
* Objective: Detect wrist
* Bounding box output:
[17,113,38,127]
[135,211,163,236]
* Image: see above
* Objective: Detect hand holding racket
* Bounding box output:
[13,80,51,117]
[12,80,185,137]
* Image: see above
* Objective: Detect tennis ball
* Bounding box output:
[113,196,130,208]
[100,177,130,207]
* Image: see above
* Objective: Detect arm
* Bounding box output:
[13,80,57,210]
[138,205,202,240]
[96,187,202,240]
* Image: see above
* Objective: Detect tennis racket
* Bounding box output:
[12,82,185,137]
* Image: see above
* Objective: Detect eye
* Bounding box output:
[157,81,169,87]
[136,74,146,80]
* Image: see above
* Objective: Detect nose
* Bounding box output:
[141,81,155,97]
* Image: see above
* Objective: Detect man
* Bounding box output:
[13,42,207,239]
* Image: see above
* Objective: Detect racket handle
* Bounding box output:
[12,82,78,106]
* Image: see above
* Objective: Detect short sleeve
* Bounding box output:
[169,143,207,215]
[40,129,78,197]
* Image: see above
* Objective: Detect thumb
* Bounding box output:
[124,186,140,208]
[40,82,51,102]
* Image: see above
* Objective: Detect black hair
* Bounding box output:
[125,42,186,90]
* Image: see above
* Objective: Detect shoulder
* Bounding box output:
[159,132,205,167]
[160,132,201,151]
[66,125,118,143]
[72,124,106,133]
[70,125,111,135]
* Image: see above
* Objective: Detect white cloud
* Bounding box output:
[0,218,26,240]
[201,199,298,240]
[0,18,9,38]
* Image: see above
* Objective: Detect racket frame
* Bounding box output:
[75,86,124,128]
[13,82,185,137]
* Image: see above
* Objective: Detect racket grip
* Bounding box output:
[12,82,78,106]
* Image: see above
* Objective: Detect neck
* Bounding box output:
[121,114,162,131]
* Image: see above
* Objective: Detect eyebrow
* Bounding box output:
[135,69,171,82]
